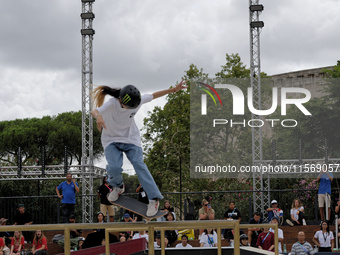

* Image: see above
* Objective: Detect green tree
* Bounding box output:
[0,111,103,166]
[216,53,250,78]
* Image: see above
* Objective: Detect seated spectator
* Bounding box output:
[256,221,274,252]
[222,201,242,243]
[27,230,47,255]
[269,217,283,253]
[313,220,334,252]
[77,237,85,251]
[153,234,170,249]
[198,199,215,237]
[164,212,178,245]
[286,198,306,226]
[266,200,283,224]
[120,213,135,238]
[0,218,11,248]
[132,231,149,242]
[0,237,10,255]
[200,229,217,247]
[175,234,192,248]
[290,231,315,255]
[13,204,33,243]
[335,199,340,225]
[120,233,131,242]
[240,234,250,247]
[247,211,263,247]
[58,214,82,250]
[94,211,105,234]
[158,200,176,222]
[10,231,25,255]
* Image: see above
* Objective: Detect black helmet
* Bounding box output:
[119,85,141,109]
[240,234,248,241]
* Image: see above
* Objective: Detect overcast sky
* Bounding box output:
[1,0,339,171]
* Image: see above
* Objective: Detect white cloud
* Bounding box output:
[1,0,339,171]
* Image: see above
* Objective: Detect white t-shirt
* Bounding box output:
[98,94,153,149]
[314,230,334,247]
[290,206,304,221]
[132,233,149,242]
[200,232,218,247]
[175,243,193,248]
[270,228,284,253]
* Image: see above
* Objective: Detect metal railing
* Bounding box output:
[1,188,337,224]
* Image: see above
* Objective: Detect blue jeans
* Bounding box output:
[105,142,163,200]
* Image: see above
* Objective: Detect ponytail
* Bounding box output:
[91,85,121,108]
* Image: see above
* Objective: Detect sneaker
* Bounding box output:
[286,219,294,226]
[303,219,307,225]
[146,199,159,216]
[107,185,125,202]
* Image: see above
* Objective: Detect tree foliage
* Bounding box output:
[0,111,103,166]
[143,53,273,193]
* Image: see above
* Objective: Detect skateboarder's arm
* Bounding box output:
[91,109,107,132]
[152,80,187,99]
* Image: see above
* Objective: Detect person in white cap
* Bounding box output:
[266,200,283,224]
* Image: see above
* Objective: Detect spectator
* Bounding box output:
[222,201,242,242]
[200,229,218,247]
[256,221,275,252]
[175,234,192,248]
[97,176,115,222]
[132,231,149,243]
[290,231,315,255]
[56,173,79,223]
[119,213,135,238]
[312,220,334,252]
[77,237,85,251]
[286,198,306,226]
[0,218,11,241]
[154,234,170,249]
[136,183,148,221]
[247,211,263,247]
[158,200,176,222]
[10,231,25,255]
[269,217,283,253]
[240,234,250,247]
[58,214,82,250]
[198,199,215,237]
[317,167,333,221]
[164,212,178,245]
[335,199,340,225]
[0,236,10,255]
[27,230,48,255]
[13,204,33,242]
[266,200,283,224]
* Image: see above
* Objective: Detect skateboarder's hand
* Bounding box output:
[96,115,107,132]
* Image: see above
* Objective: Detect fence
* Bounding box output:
[1,188,339,224]
[0,220,280,255]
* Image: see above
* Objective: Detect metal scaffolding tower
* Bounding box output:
[81,0,95,223]
[249,1,268,215]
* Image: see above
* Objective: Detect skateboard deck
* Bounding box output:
[110,195,167,220]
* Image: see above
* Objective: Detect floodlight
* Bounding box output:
[250,21,264,28]
[81,29,95,35]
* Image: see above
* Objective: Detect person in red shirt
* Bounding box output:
[256,223,275,252]
[0,236,10,255]
[28,230,47,255]
[10,231,25,255]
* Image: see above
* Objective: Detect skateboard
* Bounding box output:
[109,195,167,220]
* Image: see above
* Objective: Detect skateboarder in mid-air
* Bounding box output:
[91,80,187,216]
